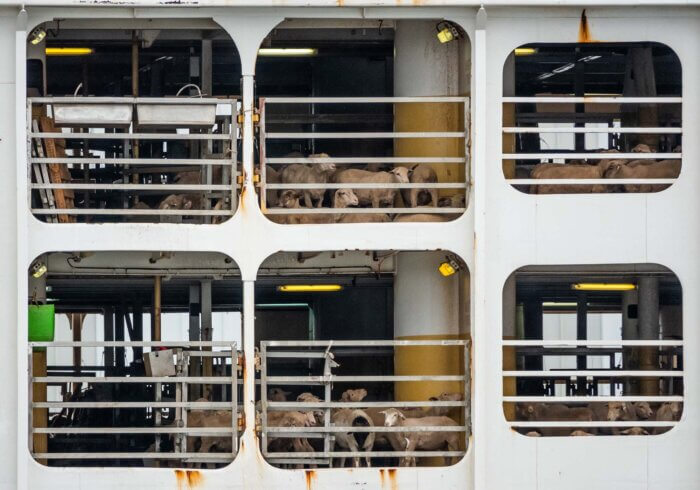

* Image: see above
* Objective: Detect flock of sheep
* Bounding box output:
[516,400,682,437]
[265,154,465,224]
[520,144,681,194]
[173,387,465,469]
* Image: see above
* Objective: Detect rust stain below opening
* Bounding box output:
[578,9,596,43]
[388,468,398,490]
[175,469,204,489]
[305,469,317,490]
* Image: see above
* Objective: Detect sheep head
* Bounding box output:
[633,402,654,420]
[279,190,300,208]
[631,143,653,153]
[380,408,405,427]
[389,167,411,183]
[340,388,367,402]
[333,189,359,208]
[607,402,627,421]
[268,388,291,401]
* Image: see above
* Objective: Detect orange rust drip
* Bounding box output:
[379,468,385,488]
[187,470,204,488]
[388,468,398,490]
[305,469,317,490]
[175,469,186,490]
[578,9,594,43]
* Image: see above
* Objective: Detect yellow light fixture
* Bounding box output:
[278,284,343,293]
[258,48,318,57]
[30,261,47,278]
[45,47,94,56]
[29,27,47,45]
[543,302,578,307]
[515,47,537,56]
[436,21,461,44]
[571,283,637,291]
[438,254,461,277]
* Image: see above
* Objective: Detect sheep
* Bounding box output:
[570,430,595,436]
[380,408,460,467]
[520,403,593,436]
[524,431,541,437]
[334,189,391,223]
[653,401,682,434]
[604,159,681,193]
[280,154,336,208]
[529,159,618,194]
[266,410,317,467]
[330,408,376,468]
[275,190,335,224]
[620,427,650,436]
[340,388,368,402]
[607,401,654,435]
[394,213,448,223]
[159,193,195,211]
[331,167,409,208]
[296,392,324,426]
[265,166,280,208]
[438,193,466,208]
[268,388,291,402]
[402,164,438,208]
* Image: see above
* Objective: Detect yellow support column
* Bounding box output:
[394,252,466,465]
[393,20,469,200]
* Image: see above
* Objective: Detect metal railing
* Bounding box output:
[502,339,683,435]
[28,96,240,223]
[258,97,470,219]
[259,339,470,467]
[29,340,241,466]
[502,96,682,192]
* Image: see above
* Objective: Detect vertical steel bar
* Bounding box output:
[231,100,239,213]
[27,347,33,455]
[323,353,331,464]
[260,341,268,457]
[232,342,238,457]
[259,98,267,212]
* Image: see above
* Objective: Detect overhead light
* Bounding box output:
[258,48,318,57]
[438,255,461,277]
[45,47,93,56]
[278,284,343,292]
[515,47,537,56]
[543,302,578,307]
[29,27,47,45]
[436,21,461,44]
[30,261,47,278]
[571,283,637,291]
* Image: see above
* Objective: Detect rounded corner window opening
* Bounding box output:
[501,264,683,437]
[255,250,471,469]
[501,42,681,196]
[27,20,242,225]
[254,19,471,225]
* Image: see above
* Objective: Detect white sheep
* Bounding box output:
[280,154,336,208]
[402,164,438,207]
[331,168,409,208]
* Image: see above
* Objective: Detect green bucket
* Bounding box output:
[28,304,55,342]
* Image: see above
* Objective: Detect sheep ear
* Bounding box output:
[379,410,387,416]
[399,411,406,419]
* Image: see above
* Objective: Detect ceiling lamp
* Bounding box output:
[438,255,461,277]
[514,47,537,56]
[436,21,461,44]
[45,47,93,56]
[30,261,47,278]
[278,284,343,292]
[28,27,47,45]
[571,283,637,291]
[258,48,318,57]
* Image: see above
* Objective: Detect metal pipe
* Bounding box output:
[638,277,660,395]
[0,0,697,6]
[152,276,161,342]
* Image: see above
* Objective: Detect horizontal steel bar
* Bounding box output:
[502,340,683,347]
[502,370,683,377]
[502,396,683,403]
[265,157,466,164]
[33,401,234,409]
[503,127,682,134]
[30,157,235,166]
[31,341,237,348]
[503,153,679,160]
[508,178,676,185]
[33,427,235,435]
[31,183,231,191]
[32,452,234,460]
[31,208,233,216]
[263,450,464,459]
[30,97,235,105]
[266,375,465,383]
[33,376,235,383]
[502,97,682,104]
[266,132,465,139]
[267,401,465,409]
[262,340,468,347]
[265,207,465,215]
[508,421,678,428]
[30,132,230,141]
[265,426,466,434]
[263,97,468,103]
[267,183,465,190]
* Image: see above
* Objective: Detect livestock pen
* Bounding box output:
[1,2,697,490]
